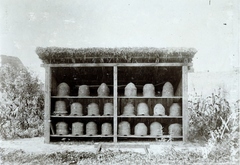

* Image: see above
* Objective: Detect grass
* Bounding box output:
[0,145,238,165]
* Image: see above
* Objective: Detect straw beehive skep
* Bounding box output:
[87,103,99,116]
[122,103,135,116]
[150,122,163,136]
[118,121,131,136]
[72,122,84,136]
[153,104,166,116]
[101,123,112,135]
[103,103,113,116]
[57,82,70,96]
[54,101,68,115]
[162,82,174,97]
[137,103,149,116]
[97,83,110,96]
[143,84,155,97]
[70,102,83,116]
[168,123,182,136]
[169,103,181,116]
[56,122,68,135]
[124,82,137,96]
[78,85,90,96]
[134,123,147,136]
[86,121,97,135]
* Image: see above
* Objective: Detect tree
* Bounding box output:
[0,64,44,139]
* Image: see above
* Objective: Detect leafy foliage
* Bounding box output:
[0,64,44,139]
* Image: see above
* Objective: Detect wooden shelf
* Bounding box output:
[117,135,183,138]
[118,116,182,118]
[51,96,113,99]
[117,96,182,99]
[51,135,114,138]
[51,116,114,118]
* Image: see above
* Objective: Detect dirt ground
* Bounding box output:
[0,137,205,155]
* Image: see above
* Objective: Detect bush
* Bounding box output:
[0,64,44,139]
[188,90,239,162]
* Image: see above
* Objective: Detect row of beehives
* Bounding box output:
[55,121,182,136]
[56,81,176,97]
[53,101,181,116]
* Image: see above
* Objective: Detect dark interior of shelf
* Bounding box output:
[52,67,114,96]
[117,66,182,96]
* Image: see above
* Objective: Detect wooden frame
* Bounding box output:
[43,62,190,143]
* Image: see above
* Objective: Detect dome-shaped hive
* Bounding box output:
[150,122,163,136]
[143,84,155,97]
[168,123,182,136]
[86,121,97,135]
[137,103,149,116]
[162,82,174,97]
[134,123,147,136]
[103,103,113,116]
[124,82,137,96]
[78,85,90,96]
[101,123,112,136]
[153,104,166,116]
[54,101,68,116]
[72,122,84,136]
[56,122,68,135]
[70,102,83,116]
[97,83,110,96]
[118,121,131,136]
[87,103,99,116]
[57,82,70,96]
[122,103,135,116]
[169,103,181,116]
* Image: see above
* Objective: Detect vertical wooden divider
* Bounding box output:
[182,59,188,142]
[113,65,118,143]
[44,66,51,143]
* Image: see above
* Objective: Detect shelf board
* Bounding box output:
[51,135,114,138]
[51,116,114,118]
[51,96,113,99]
[117,96,182,99]
[118,116,182,118]
[117,135,183,138]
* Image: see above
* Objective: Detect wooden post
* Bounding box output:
[113,65,118,143]
[44,66,51,143]
[182,58,188,142]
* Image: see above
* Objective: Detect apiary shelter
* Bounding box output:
[36,47,197,143]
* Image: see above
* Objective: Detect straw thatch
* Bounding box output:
[78,85,90,96]
[134,123,148,136]
[118,121,131,136]
[87,103,100,116]
[97,83,110,96]
[103,103,113,116]
[53,101,68,115]
[169,103,182,116]
[72,122,84,136]
[86,121,97,135]
[70,102,83,116]
[143,84,155,97]
[101,123,112,135]
[57,82,70,96]
[56,122,68,135]
[36,47,197,64]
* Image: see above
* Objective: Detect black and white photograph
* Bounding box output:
[0,0,239,164]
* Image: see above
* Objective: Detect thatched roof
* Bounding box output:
[36,47,197,64]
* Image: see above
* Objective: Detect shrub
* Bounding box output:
[0,64,44,139]
[188,89,231,141]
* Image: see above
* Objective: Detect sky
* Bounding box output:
[0,0,239,81]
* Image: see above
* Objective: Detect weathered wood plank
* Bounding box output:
[44,67,51,143]
[41,62,193,67]
[114,66,118,143]
[182,64,188,142]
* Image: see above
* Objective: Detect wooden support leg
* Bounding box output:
[96,143,102,154]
